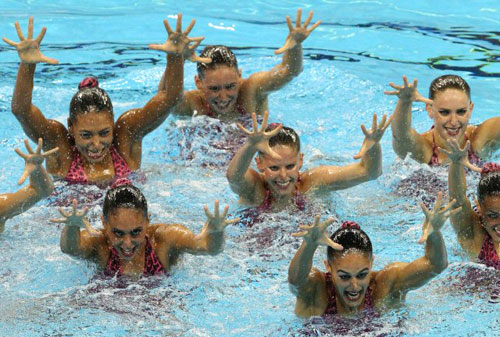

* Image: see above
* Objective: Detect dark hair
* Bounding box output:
[327,222,372,262]
[69,77,113,124]
[197,45,238,77]
[478,163,500,203]
[103,185,148,221]
[265,124,301,152]
[429,75,471,100]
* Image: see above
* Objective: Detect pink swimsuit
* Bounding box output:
[65,145,132,186]
[105,236,166,277]
[478,232,500,270]
[323,272,374,316]
[429,132,482,167]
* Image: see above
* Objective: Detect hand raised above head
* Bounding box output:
[51,199,100,236]
[149,13,211,63]
[384,75,432,104]
[275,8,322,55]
[292,214,343,250]
[237,110,283,160]
[2,16,59,65]
[14,138,58,185]
[353,113,393,160]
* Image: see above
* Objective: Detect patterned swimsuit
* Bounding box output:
[478,232,500,270]
[429,132,482,167]
[105,236,166,277]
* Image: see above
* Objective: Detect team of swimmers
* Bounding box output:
[1,11,500,320]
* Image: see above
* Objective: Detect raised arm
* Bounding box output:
[440,139,482,247]
[4,17,66,153]
[385,76,433,162]
[246,9,321,97]
[0,139,57,226]
[302,113,391,192]
[159,201,239,256]
[288,215,343,317]
[52,199,102,258]
[471,116,500,159]
[378,194,460,297]
[226,111,282,203]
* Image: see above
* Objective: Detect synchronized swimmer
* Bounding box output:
[1,8,500,324]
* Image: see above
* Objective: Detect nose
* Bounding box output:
[91,137,101,149]
[279,167,287,179]
[449,112,458,124]
[122,235,133,247]
[350,278,360,290]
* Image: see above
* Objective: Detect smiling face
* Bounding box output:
[479,195,500,243]
[103,207,148,262]
[195,66,242,116]
[255,145,304,199]
[427,88,473,142]
[69,111,114,164]
[327,251,373,311]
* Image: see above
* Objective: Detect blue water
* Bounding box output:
[0,1,499,336]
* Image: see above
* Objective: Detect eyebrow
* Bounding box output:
[112,227,142,234]
[337,268,369,274]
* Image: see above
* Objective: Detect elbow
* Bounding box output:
[432,258,448,275]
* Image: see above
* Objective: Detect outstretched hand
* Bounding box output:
[384,75,432,104]
[204,200,240,233]
[14,138,58,185]
[275,8,321,55]
[51,199,100,236]
[292,215,343,250]
[438,139,482,172]
[237,110,283,159]
[2,16,59,65]
[149,13,211,63]
[354,113,393,160]
[418,192,462,244]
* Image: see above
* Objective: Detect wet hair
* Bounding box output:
[69,77,114,125]
[103,185,148,221]
[197,45,238,78]
[265,124,301,152]
[429,75,471,100]
[327,221,373,262]
[478,163,500,203]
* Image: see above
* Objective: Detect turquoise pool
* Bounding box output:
[0,1,499,336]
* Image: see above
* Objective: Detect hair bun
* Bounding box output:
[481,162,500,176]
[78,77,99,90]
[341,221,361,230]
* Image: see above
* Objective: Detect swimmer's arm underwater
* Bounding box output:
[227,112,282,204]
[246,9,321,98]
[0,139,56,226]
[150,13,210,116]
[377,195,458,299]
[385,76,433,163]
[301,113,391,192]
[157,201,238,257]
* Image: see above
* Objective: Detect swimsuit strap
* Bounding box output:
[66,148,88,183]
[478,231,500,270]
[429,131,440,166]
[143,236,166,276]
[105,246,123,276]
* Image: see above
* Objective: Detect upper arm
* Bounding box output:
[228,168,266,205]
[156,224,200,254]
[393,129,433,164]
[302,163,374,193]
[0,187,40,224]
[293,269,329,317]
[471,117,500,158]
[245,66,294,99]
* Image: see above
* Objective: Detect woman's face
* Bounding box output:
[427,88,473,142]
[327,251,373,311]
[255,145,303,199]
[479,195,500,243]
[195,66,242,116]
[103,207,148,262]
[69,111,114,163]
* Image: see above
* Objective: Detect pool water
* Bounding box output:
[0,1,499,336]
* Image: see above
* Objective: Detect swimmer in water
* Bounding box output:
[52,185,239,278]
[288,193,460,317]
[226,111,392,210]
[146,10,321,120]
[385,75,500,166]
[0,139,57,234]
[3,17,179,185]
[445,139,500,270]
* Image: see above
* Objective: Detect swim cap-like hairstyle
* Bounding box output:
[266,124,301,152]
[429,75,471,100]
[103,185,148,221]
[327,221,372,261]
[69,77,113,124]
[478,163,500,203]
[197,45,238,77]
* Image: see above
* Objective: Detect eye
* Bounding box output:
[286,164,296,170]
[208,86,220,92]
[339,275,351,281]
[225,83,236,90]
[357,272,368,279]
[131,228,143,236]
[487,213,499,219]
[80,132,92,139]
[456,109,467,116]
[112,230,124,238]
[99,129,110,137]
[269,166,279,171]
[438,110,450,116]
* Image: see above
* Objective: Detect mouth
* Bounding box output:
[274,179,292,190]
[444,126,461,137]
[119,245,138,259]
[344,290,363,302]
[86,148,106,160]
[213,99,233,112]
